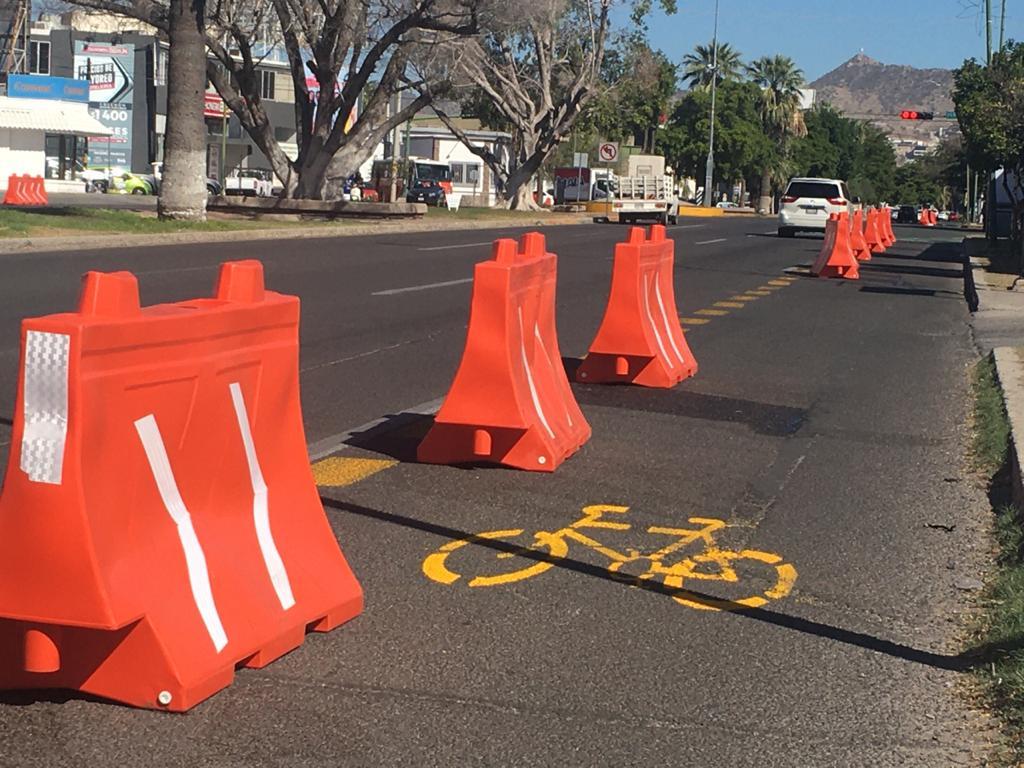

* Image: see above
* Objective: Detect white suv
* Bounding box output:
[777,177,851,237]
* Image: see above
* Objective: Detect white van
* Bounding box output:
[777,177,851,237]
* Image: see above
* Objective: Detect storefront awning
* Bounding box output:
[0,96,112,137]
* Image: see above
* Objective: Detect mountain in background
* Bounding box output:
[809,53,957,147]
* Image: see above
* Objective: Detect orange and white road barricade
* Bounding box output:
[418,233,590,472]
[0,260,363,711]
[850,209,872,262]
[811,213,859,280]
[576,225,697,388]
[882,206,897,245]
[864,208,886,253]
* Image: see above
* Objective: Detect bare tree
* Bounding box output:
[158,0,209,220]
[421,1,613,210]
[69,0,481,198]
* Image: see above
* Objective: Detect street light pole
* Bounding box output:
[702,0,720,207]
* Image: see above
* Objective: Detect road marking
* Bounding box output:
[766,280,791,286]
[416,241,492,252]
[422,504,797,612]
[372,278,473,296]
[668,224,708,230]
[695,238,727,245]
[680,317,711,326]
[714,301,745,309]
[307,396,444,461]
[312,457,398,487]
[746,290,771,296]
[729,295,758,302]
[696,308,728,316]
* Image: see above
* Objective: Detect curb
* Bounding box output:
[0,213,590,256]
[993,347,1024,508]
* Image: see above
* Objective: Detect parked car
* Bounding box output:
[716,200,739,209]
[406,180,446,206]
[937,210,950,221]
[150,162,224,197]
[225,169,273,197]
[777,177,850,237]
[896,205,918,224]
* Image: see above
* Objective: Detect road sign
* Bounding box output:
[598,142,619,163]
[572,152,589,168]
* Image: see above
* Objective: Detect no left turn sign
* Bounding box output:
[598,142,619,163]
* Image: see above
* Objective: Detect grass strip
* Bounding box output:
[972,355,1024,759]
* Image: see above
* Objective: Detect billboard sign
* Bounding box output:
[74,41,135,168]
[7,75,90,103]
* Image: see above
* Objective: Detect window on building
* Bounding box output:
[451,162,481,186]
[259,70,276,100]
[29,41,50,75]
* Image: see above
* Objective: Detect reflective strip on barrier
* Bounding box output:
[228,382,295,611]
[134,414,229,653]
[653,276,685,369]
[20,331,70,485]
[518,306,555,440]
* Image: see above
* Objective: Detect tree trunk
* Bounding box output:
[757,168,772,215]
[158,0,208,221]
[504,150,545,210]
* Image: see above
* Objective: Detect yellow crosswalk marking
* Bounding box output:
[696,308,729,316]
[729,295,758,301]
[312,457,397,488]
[714,301,745,309]
[680,317,711,325]
[746,290,771,296]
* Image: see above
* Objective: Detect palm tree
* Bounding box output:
[681,42,743,90]
[746,55,806,213]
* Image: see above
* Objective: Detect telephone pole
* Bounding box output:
[702,0,720,207]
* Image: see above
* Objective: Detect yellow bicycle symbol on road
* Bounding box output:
[422,504,797,611]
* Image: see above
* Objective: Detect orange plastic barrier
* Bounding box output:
[0,261,362,711]
[928,209,938,226]
[575,225,697,388]
[877,207,894,248]
[3,174,47,206]
[811,213,859,279]
[881,206,897,245]
[850,209,872,262]
[418,233,590,472]
[864,208,886,253]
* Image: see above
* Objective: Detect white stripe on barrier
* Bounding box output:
[134,414,228,653]
[228,382,295,611]
[653,276,687,368]
[518,306,555,440]
[642,273,673,370]
[534,324,573,429]
[20,331,70,484]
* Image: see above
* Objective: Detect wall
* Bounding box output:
[0,129,46,177]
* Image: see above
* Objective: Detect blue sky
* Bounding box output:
[629,0,1023,81]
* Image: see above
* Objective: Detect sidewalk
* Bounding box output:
[969,237,1024,507]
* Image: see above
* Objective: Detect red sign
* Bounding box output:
[204,91,227,118]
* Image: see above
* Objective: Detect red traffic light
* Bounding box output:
[900,110,918,119]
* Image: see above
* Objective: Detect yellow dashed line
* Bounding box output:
[714,301,745,309]
[777,276,799,282]
[746,290,771,297]
[680,317,711,326]
[767,279,791,286]
[696,308,729,316]
[312,457,397,487]
[729,295,758,302]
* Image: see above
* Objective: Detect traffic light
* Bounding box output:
[899,110,934,120]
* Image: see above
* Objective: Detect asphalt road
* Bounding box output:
[0,217,996,766]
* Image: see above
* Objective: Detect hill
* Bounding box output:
[809,53,957,147]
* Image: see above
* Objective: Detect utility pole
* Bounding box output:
[999,0,1006,50]
[986,0,993,63]
[702,0,720,208]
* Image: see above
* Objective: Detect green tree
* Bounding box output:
[589,44,678,152]
[661,80,770,195]
[746,54,806,212]
[954,42,1024,244]
[680,41,742,90]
